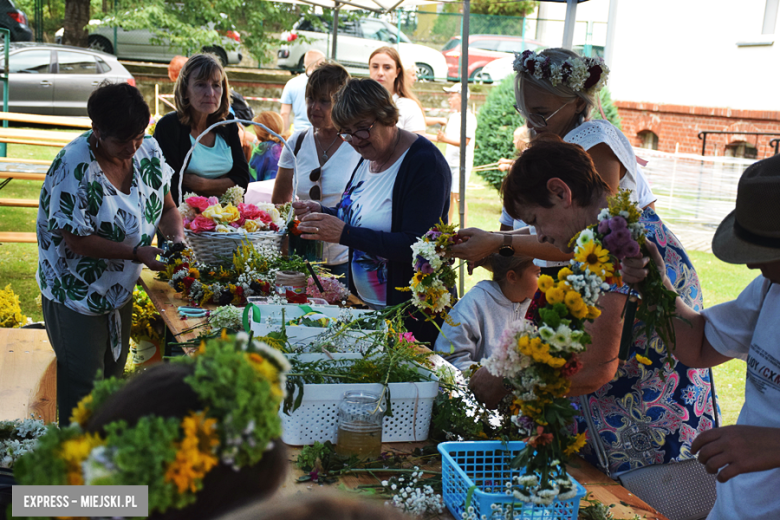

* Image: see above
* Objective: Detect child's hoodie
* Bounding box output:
[434,280,530,371]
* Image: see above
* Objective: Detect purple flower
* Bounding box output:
[598,219,610,234]
[420,262,434,274]
[610,216,627,230]
[624,240,640,258]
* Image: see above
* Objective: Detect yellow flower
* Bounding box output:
[557,267,573,281]
[61,433,104,485]
[564,432,588,456]
[547,357,566,369]
[165,412,220,494]
[70,394,93,427]
[636,354,652,366]
[202,204,225,221]
[586,305,601,319]
[571,304,588,319]
[564,290,584,311]
[243,220,260,232]
[412,272,428,286]
[188,268,200,279]
[246,353,283,400]
[546,286,565,305]
[537,275,554,293]
[222,204,241,223]
[574,242,613,279]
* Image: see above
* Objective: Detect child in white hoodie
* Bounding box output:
[435,254,540,371]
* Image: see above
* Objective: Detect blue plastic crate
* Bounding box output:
[438,441,587,520]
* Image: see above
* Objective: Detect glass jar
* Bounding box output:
[335,390,386,460]
[289,232,323,263]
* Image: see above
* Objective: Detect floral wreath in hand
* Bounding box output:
[513,49,610,95]
[483,190,677,506]
[13,332,290,515]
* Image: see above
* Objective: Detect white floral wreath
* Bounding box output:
[513,50,610,95]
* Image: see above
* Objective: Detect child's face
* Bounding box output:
[747,258,780,283]
[503,264,541,303]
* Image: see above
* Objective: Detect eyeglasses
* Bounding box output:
[339,120,376,143]
[308,167,321,201]
[514,100,574,128]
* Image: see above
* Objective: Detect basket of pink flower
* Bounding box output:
[179,189,291,264]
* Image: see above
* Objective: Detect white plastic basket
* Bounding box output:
[281,353,439,445]
[185,229,283,264]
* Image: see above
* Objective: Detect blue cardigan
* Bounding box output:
[322,136,451,342]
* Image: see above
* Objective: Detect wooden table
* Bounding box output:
[0,328,57,423]
[140,270,669,520]
[275,443,669,520]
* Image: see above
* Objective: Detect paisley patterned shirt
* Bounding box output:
[577,209,718,475]
[36,131,173,357]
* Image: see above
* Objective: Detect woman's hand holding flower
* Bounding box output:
[298,212,345,243]
[621,240,674,292]
[292,200,321,218]
[137,246,166,271]
[449,228,503,263]
[468,366,509,410]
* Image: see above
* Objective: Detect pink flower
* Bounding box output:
[257,210,272,224]
[183,218,192,229]
[208,196,219,206]
[185,196,210,213]
[238,203,262,220]
[398,332,417,344]
[190,215,216,233]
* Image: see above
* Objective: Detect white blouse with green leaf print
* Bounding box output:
[36,131,173,329]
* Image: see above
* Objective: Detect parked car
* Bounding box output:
[0,43,135,116]
[441,34,545,80]
[474,55,513,84]
[278,17,448,81]
[55,20,242,66]
[0,0,32,42]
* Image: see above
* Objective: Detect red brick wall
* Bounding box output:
[614,101,780,157]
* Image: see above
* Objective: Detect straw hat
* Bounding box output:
[712,153,780,264]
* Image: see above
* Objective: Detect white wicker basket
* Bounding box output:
[185,229,284,264]
[281,354,439,446]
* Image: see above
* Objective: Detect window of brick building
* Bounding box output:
[725,141,758,159]
[638,130,659,150]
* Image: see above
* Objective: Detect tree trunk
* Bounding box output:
[62,0,90,48]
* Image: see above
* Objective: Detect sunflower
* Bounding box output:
[574,242,614,279]
[564,432,588,456]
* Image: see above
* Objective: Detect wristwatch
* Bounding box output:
[497,234,514,257]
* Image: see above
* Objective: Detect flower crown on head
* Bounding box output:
[13,332,290,515]
[513,50,610,95]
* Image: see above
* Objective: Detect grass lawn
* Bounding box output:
[1,147,753,424]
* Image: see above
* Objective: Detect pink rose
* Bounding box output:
[190,215,216,233]
[257,210,272,224]
[208,196,219,206]
[183,218,193,229]
[238,203,262,220]
[185,196,210,213]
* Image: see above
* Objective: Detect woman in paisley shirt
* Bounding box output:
[36,83,185,426]
[464,137,717,476]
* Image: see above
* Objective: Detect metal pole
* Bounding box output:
[562,0,577,49]
[331,4,340,60]
[113,0,117,55]
[604,0,618,68]
[34,0,43,43]
[0,29,8,158]
[457,0,470,297]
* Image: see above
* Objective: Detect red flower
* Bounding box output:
[174,262,190,273]
[190,215,216,233]
[270,222,279,232]
[182,276,195,290]
[287,32,298,42]
[583,64,603,90]
[526,426,554,448]
[561,354,583,378]
[237,203,262,220]
[286,289,308,304]
[257,210,272,224]
[185,196,210,213]
[289,220,302,236]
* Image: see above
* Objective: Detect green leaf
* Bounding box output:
[140,157,163,190]
[97,221,126,243]
[87,181,104,216]
[87,292,111,313]
[50,278,65,302]
[139,234,153,247]
[59,192,76,219]
[144,193,162,224]
[76,257,108,285]
[74,162,89,182]
[40,187,51,216]
[62,275,88,301]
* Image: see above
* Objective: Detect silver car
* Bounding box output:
[0,43,134,116]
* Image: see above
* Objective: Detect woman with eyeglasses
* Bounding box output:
[293,78,451,344]
[272,62,359,283]
[452,48,656,270]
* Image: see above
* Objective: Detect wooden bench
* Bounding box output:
[0,198,37,208]
[0,328,57,424]
[0,112,92,129]
[0,157,52,166]
[0,171,46,181]
[0,232,37,243]
[0,128,81,148]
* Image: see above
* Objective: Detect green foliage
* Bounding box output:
[430,7,537,44]
[471,0,537,18]
[473,75,525,192]
[13,423,78,488]
[474,79,624,192]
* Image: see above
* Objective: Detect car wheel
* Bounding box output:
[88,35,114,55]
[203,46,228,66]
[469,67,483,81]
[416,63,434,82]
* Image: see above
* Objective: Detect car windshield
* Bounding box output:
[441,38,460,51]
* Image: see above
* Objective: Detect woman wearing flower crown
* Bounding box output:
[462,137,717,480]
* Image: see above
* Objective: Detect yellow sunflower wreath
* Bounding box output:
[12,332,290,517]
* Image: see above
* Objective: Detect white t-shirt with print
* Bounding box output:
[278,127,361,266]
[343,149,410,307]
[701,276,780,520]
[444,110,477,194]
[393,94,426,133]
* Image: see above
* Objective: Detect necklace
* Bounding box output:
[370,130,401,173]
[314,129,339,162]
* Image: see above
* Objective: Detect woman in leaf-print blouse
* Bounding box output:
[36,83,185,426]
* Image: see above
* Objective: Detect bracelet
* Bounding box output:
[132,244,140,261]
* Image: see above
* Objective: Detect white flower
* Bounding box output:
[597,208,611,221]
[576,228,594,248]
[538,325,555,342]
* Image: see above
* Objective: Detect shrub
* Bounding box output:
[474,76,622,191]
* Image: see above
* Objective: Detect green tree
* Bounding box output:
[474,75,623,191]
[471,0,537,17]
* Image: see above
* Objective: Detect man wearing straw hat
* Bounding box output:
[623,153,780,519]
